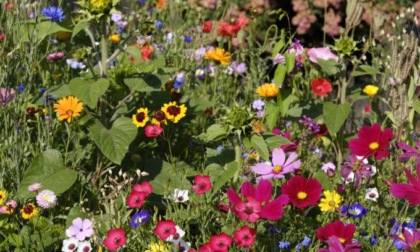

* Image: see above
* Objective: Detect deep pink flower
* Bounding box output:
[317,236,362,252]
[191,175,212,195]
[145,124,163,138]
[317,221,356,245]
[234,225,256,247]
[307,47,339,63]
[198,242,212,252]
[390,167,420,205]
[252,148,301,179]
[397,141,420,168]
[392,228,420,251]
[281,176,322,210]
[103,228,127,251]
[348,123,393,160]
[209,233,232,252]
[133,181,153,197]
[46,52,64,61]
[230,197,261,222]
[126,191,146,208]
[0,88,15,107]
[154,220,176,240]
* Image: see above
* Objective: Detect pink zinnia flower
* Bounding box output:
[126,191,146,208]
[317,236,362,252]
[307,47,339,63]
[281,176,322,210]
[191,175,212,195]
[103,228,127,251]
[317,221,356,245]
[209,233,232,252]
[234,225,256,247]
[133,181,153,197]
[348,123,393,160]
[145,124,163,138]
[154,220,176,240]
[252,148,301,179]
[390,167,420,206]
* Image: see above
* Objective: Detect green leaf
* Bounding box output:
[72,19,88,39]
[412,100,420,114]
[125,46,143,65]
[212,161,239,195]
[16,150,78,198]
[89,118,137,165]
[271,29,285,59]
[273,64,287,86]
[285,53,295,73]
[314,170,333,190]
[317,59,341,76]
[351,65,380,77]
[69,78,110,107]
[265,135,291,150]
[250,134,269,161]
[150,161,191,195]
[323,102,351,136]
[264,103,279,131]
[123,69,170,92]
[195,124,228,142]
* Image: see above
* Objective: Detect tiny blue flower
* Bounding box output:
[155,20,163,30]
[216,146,224,151]
[173,72,185,89]
[40,88,46,95]
[279,241,290,249]
[370,235,377,245]
[184,36,193,43]
[342,203,368,218]
[252,99,265,111]
[295,244,301,250]
[41,6,65,23]
[139,0,147,3]
[17,85,25,93]
[302,236,311,246]
[128,210,150,228]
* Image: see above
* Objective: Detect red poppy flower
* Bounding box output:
[202,21,213,33]
[191,175,212,195]
[103,228,127,251]
[133,181,153,197]
[126,191,146,208]
[317,220,356,245]
[141,45,154,61]
[311,78,333,97]
[154,220,176,240]
[234,225,256,247]
[218,16,249,37]
[348,123,393,160]
[209,233,232,252]
[281,176,322,210]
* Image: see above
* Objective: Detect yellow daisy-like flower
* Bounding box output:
[363,85,379,97]
[151,110,167,126]
[89,0,111,12]
[132,107,149,128]
[204,48,231,65]
[161,102,187,123]
[109,34,121,44]
[53,96,84,123]
[21,203,38,219]
[145,241,170,252]
[0,189,6,205]
[256,83,279,97]
[318,190,342,212]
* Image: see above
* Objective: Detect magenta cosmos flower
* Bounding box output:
[317,236,362,252]
[103,228,127,251]
[392,228,420,251]
[281,176,322,210]
[348,123,393,160]
[390,167,420,206]
[227,180,289,222]
[252,148,301,179]
[317,221,356,245]
[398,141,420,168]
[307,47,339,63]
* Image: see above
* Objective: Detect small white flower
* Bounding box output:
[166,225,185,245]
[365,188,379,202]
[173,189,189,203]
[77,241,92,252]
[173,240,191,252]
[343,172,355,184]
[321,162,336,173]
[62,237,78,252]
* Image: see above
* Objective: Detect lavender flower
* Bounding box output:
[0,88,15,108]
[230,61,247,74]
[28,183,42,192]
[66,218,94,241]
[299,115,320,134]
[41,6,65,23]
[341,155,375,188]
[397,141,420,168]
[174,72,185,89]
[66,59,86,69]
[36,190,57,209]
[252,99,265,111]
[273,53,286,65]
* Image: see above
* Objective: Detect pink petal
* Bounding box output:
[255,180,272,203]
[241,182,255,198]
[252,163,272,175]
[227,189,242,205]
[272,148,286,166]
[260,195,289,220]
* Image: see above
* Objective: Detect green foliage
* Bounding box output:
[323,102,351,136]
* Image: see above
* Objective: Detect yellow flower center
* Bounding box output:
[369,142,379,150]
[297,192,307,200]
[339,237,346,244]
[66,110,74,116]
[273,165,282,173]
[43,195,50,201]
[328,200,336,207]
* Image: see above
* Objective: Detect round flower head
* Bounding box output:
[129,210,150,228]
[66,218,94,241]
[204,48,231,65]
[318,190,342,212]
[363,85,379,97]
[28,183,42,192]
[62,237,79,252]
[281,176,323,210]
[256,83,279,97]
[161,102,187,123]
[210,233,233,251]
[53,96,84,123]
[365,187,379,202]
[0,200,17,214]
[154,220,176,240]
[41,6,65,23]
[21,203,38,219]
[103,228,127,251]
[311,78,332,97]
[132,107,149,127]
[36,190,57,209]
[341,203,368,218]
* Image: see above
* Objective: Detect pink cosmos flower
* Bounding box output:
[307,47,339,63]
[252,148,301,179]
[317,236,362,252]
[191,175,212,195]
[281,176,323,210]
[103,228,127,251]
[0,87,15,108]
[348,123,393,160]
[234,225,256,247]
[154,220,176,240]
[133,181,153,197]
[397,141,420,168]
[209,233,232,252]
[390,167,420,206]
[66,218,94,241]
[145,124,163,138]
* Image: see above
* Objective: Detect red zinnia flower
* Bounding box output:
[311,78,333,97]
[348,123,393,160]
[133,181,153,197]
[209,233,232,252]
[390,167,420,206]
[103,228,127,251]
[126,191,146,208]
[191,175,212,195]
[281,176,323,210]
[317,221,356,245]
[154,220,176,240]
[202,21,213,33]
[234,225,256,247]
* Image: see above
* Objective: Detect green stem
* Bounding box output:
[232,132,242,183]
[64,123,72,165]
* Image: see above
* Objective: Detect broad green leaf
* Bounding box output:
[351,65,380,77]
[212,161,239,195]
[125,46,143,65]
[150,161,191,195]
[69,78,110,107]
[317,59,340,76]
[264,103,279,131]
[124,69,170,92]
[285,53,295,73]
[273,64,287,86]
[72,19,88,39]
[265,135,291,149]
[16,150,78,198]
[250,134,269,161]
[206,124,228,141]
[314,170,332,190]
[323,102,351,136]
[412,100,420,114]
[47,84,71,99]
[89,118,137,165]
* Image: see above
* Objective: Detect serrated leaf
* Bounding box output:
[89,118,137,165]
[323,102,351,135]
[212,161,239,195]
[250,134,269,161]
[69,78,109,107]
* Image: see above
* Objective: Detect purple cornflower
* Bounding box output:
[230,61,247,74]
[341,203,368,218]
[299,115,320,134]
[128,210,150,228]
[65,218,94,241]
[397,141,420,168]
[252,99,265,111]
[252,147,301,179]
[341,155,375,188]
[41,6,65,23]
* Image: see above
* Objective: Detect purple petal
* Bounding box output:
[72,218,83,229]
[82,219,92,230]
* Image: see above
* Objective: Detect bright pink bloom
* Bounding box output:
[392,228,420,251]
[154,220,176,240]
[46,52,65,61]
[348,123,393,160]
[390,167,420,206]
[209,233,232,252]
[197,243,212,252]
[307,47,339,63]
[281,176,322,210]
[230,197,261,222]
[126,191,146,208]
[145,124,163,138]
[133,181,153,197]
[234,225,256,247]
[103,228,127,251]
[317,221,356,245]
[317,236,362,252]
[252,148,301,179]
[191,175,212,195]
[397,141,420,168]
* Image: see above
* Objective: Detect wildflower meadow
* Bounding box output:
[1,0,420,251]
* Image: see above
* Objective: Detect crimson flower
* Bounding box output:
[202,21,213,33]
[209,233,232,252]
[133,181,153,197]
[317,236,362,252]
[154,220,176,240]
[103,228,127,251]
[281,176,322,210]
[126,191,146,208]
[390,167,420,206]
[311,78,333,97]
[348,123,393,160]
[191,175,212,195]
[145,124,163,138]
[234,225,256,247]
[218,16,249,37]
[317,221,356,245]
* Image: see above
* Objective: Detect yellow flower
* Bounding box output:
[318,190,342,212]
[132,107,149,128]
[0,190,6,205]
[363,85,379,97]
[256,83,279,97]
[109,34,121,44]
[89,0,111,12]
[56,32,71,41]
[53,96,84,123]
[151,110,167,126]
[145,241,170,252]
[21,203,38,219]
[161,102,187,123]
[204,48,231,65]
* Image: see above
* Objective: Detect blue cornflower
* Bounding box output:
[41,6,65,23]
[370,235,377,245]
[184,36,193,43]
[301,236,311,246]
[173,72,185,89]
[40,88,47,95]
[128,210,150,228]
[17,85,25,93]
[342,203,368,218]
[279,241,290,249]
[155,20,163,30]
